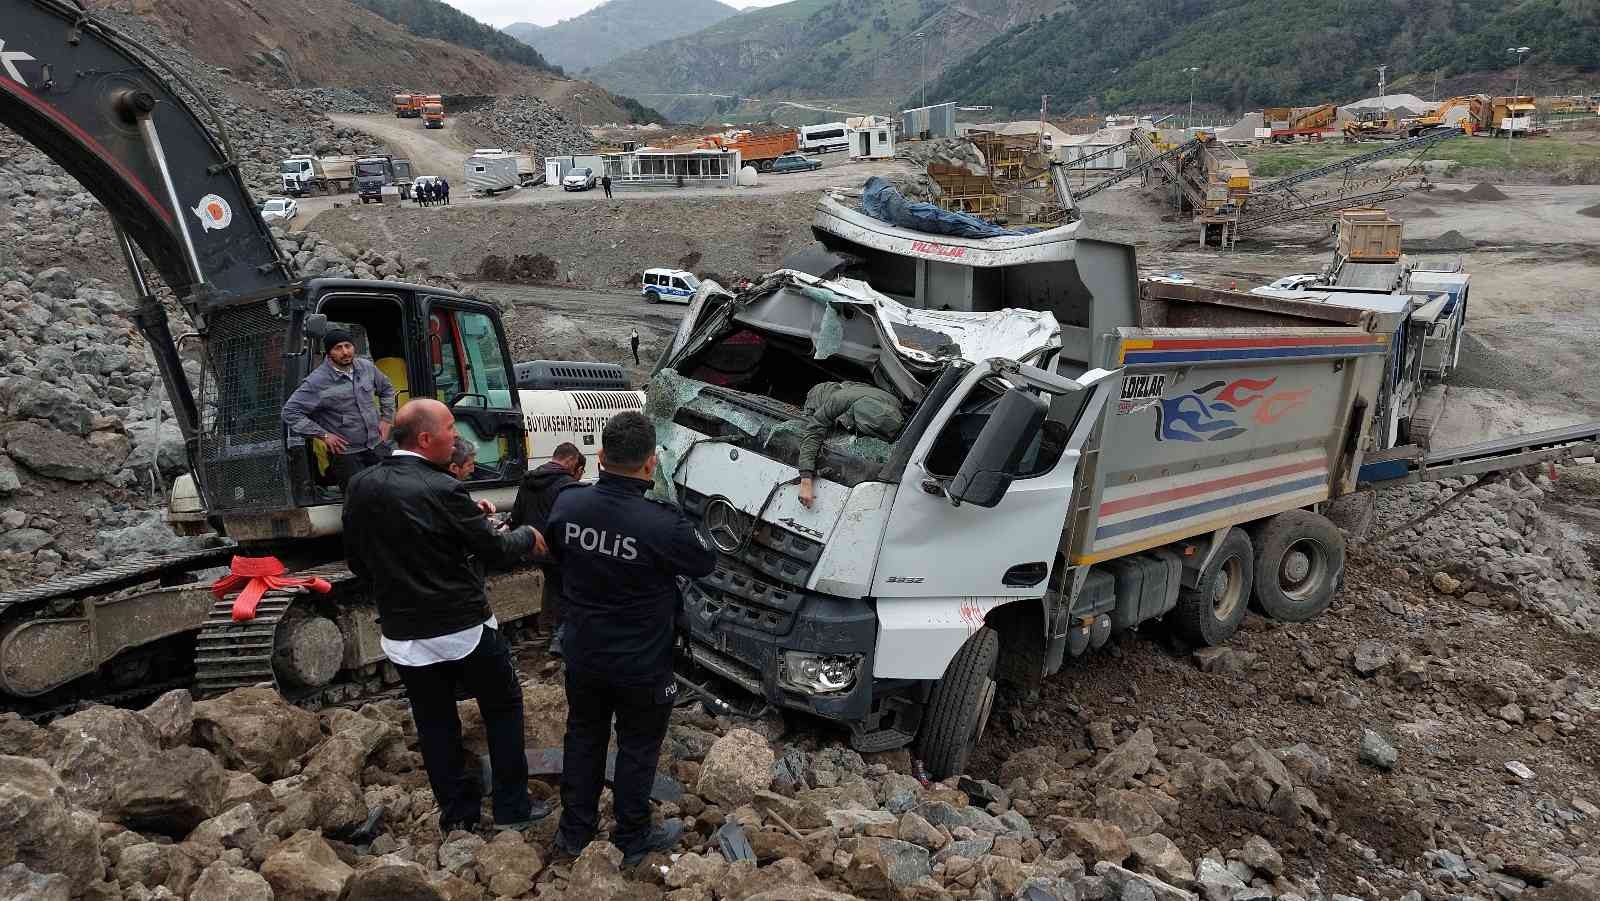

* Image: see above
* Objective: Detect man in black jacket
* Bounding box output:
[510,442,585,656]
[344,399,548,835]
[548,411,716,865]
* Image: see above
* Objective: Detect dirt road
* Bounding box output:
[478,284,688,384]
[327,112,474,179]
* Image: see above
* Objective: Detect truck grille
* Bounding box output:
[198,302,293,513]
[679,487,825,637]
[680,487,822,591]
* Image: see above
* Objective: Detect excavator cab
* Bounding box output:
[203,280,528,543]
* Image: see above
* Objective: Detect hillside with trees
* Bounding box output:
[503,0,739,73]
[349,0,563,74]
[923,0,1600,116]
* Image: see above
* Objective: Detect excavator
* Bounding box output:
[0,0,642,713]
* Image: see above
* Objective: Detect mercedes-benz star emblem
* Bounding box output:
[702,497,750,554]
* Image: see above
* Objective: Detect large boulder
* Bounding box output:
[188,860,273,901]
[303,708,400,781]
[1091,727,1157,787]
[474,830,543,897]
[696,728,775,808]
[112,746,226,835]
[140,689,194,749]
[193,687,323,781]
[844,837,932,894]
[47,705,161,811]
[260,829,353,901]
[347,858,444,901]
[0,755,104,892]
[4,421,108,480]
[0,863,70,901]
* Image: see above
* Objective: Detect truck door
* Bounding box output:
[420,298,528,485]
[871,364,1116,599]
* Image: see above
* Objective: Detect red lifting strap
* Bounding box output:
[210,555,332,622]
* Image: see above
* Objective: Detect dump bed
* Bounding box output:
[1068,289,1388,565]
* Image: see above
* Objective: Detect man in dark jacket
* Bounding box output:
[344,399,548,835]
[548,411,716,865]
[509,442,586,655]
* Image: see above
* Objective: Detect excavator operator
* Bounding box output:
[282,328,397,490]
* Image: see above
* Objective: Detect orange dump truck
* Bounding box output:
[393,93,422,118]
[698,129,800,171]
[422,100,446,129]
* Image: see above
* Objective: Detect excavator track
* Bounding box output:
[0,545,235,616]
[193,589,296,698]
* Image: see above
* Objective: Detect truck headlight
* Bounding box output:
[781,652,861,694]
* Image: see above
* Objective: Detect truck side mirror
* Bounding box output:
[948,388,1047,508]
[303,313,329,342]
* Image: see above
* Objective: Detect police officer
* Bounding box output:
[547,410,716,865]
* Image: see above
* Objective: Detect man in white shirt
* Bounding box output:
[343,399,547,834]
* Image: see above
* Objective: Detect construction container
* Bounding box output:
[1337,209,1402,261]
[465,150,519,195]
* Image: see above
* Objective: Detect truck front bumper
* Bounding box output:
[680,576,877,722]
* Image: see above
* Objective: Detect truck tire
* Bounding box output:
[1172,528,1253,646]
[916,626,1000,779]
[1250,510,1343,623]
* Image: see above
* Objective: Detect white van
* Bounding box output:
[641,268,700,304]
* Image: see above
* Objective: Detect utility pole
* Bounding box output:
[915,32,927,109]
[1181,67,1199,130]
[1376,65,1388,123]
[1507,46,1531,146]
[1039,93,1049,150]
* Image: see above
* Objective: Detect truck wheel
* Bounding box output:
[916,626,999,779]
[1250,510,1343,623]
[758,159,774,172]
[1173,528,1253,646]
[645,291,661,304]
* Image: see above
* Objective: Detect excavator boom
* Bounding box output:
[0,0,293,311]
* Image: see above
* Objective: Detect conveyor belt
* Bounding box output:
[1358,420,1600,488]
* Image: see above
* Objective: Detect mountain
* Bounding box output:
[99,0,663,123]
[589,0,1058,121]
[925,0,1600,116]
[503,0,739,73]
[349,0,561,73]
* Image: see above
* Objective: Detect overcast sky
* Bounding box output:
[444,0,788,28]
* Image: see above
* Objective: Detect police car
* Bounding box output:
[641,268,700,305]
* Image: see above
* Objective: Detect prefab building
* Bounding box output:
[846,116,896,160]
[599,148,740,189]
[465,150,518,195]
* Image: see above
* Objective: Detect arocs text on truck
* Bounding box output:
[652,191,1432,776]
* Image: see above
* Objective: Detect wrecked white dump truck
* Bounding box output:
[652,190,1400,776]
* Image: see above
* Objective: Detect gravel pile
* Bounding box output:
[272,87,384,115]
[899,136,990,175]
[459,95,596,166]
[1370,470,1599,634]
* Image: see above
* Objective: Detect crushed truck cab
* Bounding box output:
[655,189,1390,774]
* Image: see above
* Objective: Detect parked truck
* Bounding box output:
[698,129,798,171]
[393,92,422,118]
[354,154,413,203]
[278,155,357,196]
[652,192,1416,775]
